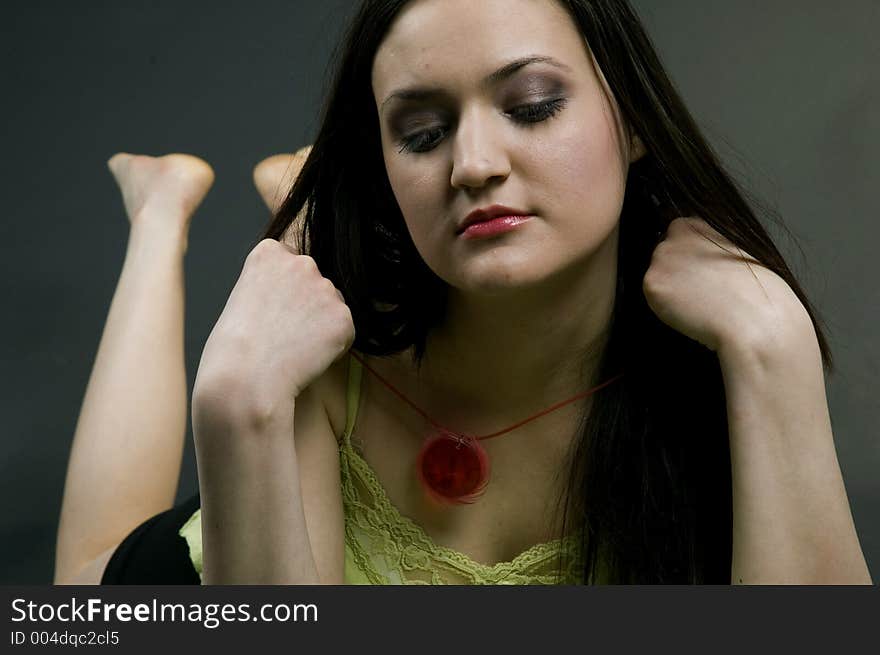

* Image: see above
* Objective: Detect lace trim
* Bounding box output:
[339,437,583,585]
[179,509,203,581]
[177,436,584,585]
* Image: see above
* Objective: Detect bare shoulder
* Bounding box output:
[303,350,351,443]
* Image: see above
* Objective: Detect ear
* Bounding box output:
[629,133,647,164]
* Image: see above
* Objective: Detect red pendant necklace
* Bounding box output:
[349,351,624,506]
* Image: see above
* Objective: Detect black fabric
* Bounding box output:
[101,493,202,584]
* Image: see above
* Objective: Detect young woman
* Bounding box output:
[55,0,871,585]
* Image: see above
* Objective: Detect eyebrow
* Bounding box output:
[379,55,572,111]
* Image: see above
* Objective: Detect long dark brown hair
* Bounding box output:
[260,0,832,583]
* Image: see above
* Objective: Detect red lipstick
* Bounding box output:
[457,204,533,239]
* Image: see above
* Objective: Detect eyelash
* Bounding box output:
[396,98,568,155]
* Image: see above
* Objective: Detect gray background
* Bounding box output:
[2,1,877,584]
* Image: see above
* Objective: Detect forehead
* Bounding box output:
[372,0,587,98]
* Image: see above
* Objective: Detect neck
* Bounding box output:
[410,231,618,430]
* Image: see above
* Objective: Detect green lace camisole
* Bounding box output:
[179,352,584,584]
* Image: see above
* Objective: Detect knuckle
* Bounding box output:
[338,302,354,324]
[247,240,267,260]
[295,254,318,273]
[248,238,283,264]
[667,217,687,233]
[256,238,280,253]
[642,268,665,296]
[650,240,667,258]
[333,302,354,327]
[334,323,356,353]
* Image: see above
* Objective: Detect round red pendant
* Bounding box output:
[416,429,490,505]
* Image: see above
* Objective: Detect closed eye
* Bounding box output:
[397,125,447,154]
[396,98,568,155]
[506,97,567,123]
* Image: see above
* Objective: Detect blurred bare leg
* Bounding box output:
[54,153,214,583]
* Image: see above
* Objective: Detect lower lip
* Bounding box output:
[459,215,533,239]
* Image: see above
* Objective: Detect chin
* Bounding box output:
[450,264,560,297]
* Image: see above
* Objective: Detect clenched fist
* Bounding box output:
[193,239,355,431]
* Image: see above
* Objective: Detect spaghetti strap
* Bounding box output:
[342,351,363,447]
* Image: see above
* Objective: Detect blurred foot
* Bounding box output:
[253,145,312,251]
[107,153,215,242]
[252,145,311,214]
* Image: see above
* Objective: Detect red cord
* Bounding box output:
[349,351,623,442]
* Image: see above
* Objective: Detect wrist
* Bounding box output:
[717,308,817,376]
[193,374,296,446]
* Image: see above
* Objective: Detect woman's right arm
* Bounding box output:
[192,375,344,584]
[191,239,353,584]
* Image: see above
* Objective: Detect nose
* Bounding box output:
[449,107,511,191]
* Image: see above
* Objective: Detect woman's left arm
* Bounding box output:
[643,216,872,584]
[718,317,872,585]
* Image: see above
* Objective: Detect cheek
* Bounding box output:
[384,157,447,249]
[529,108,627,228]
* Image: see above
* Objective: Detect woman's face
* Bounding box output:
[372,0,644,295]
